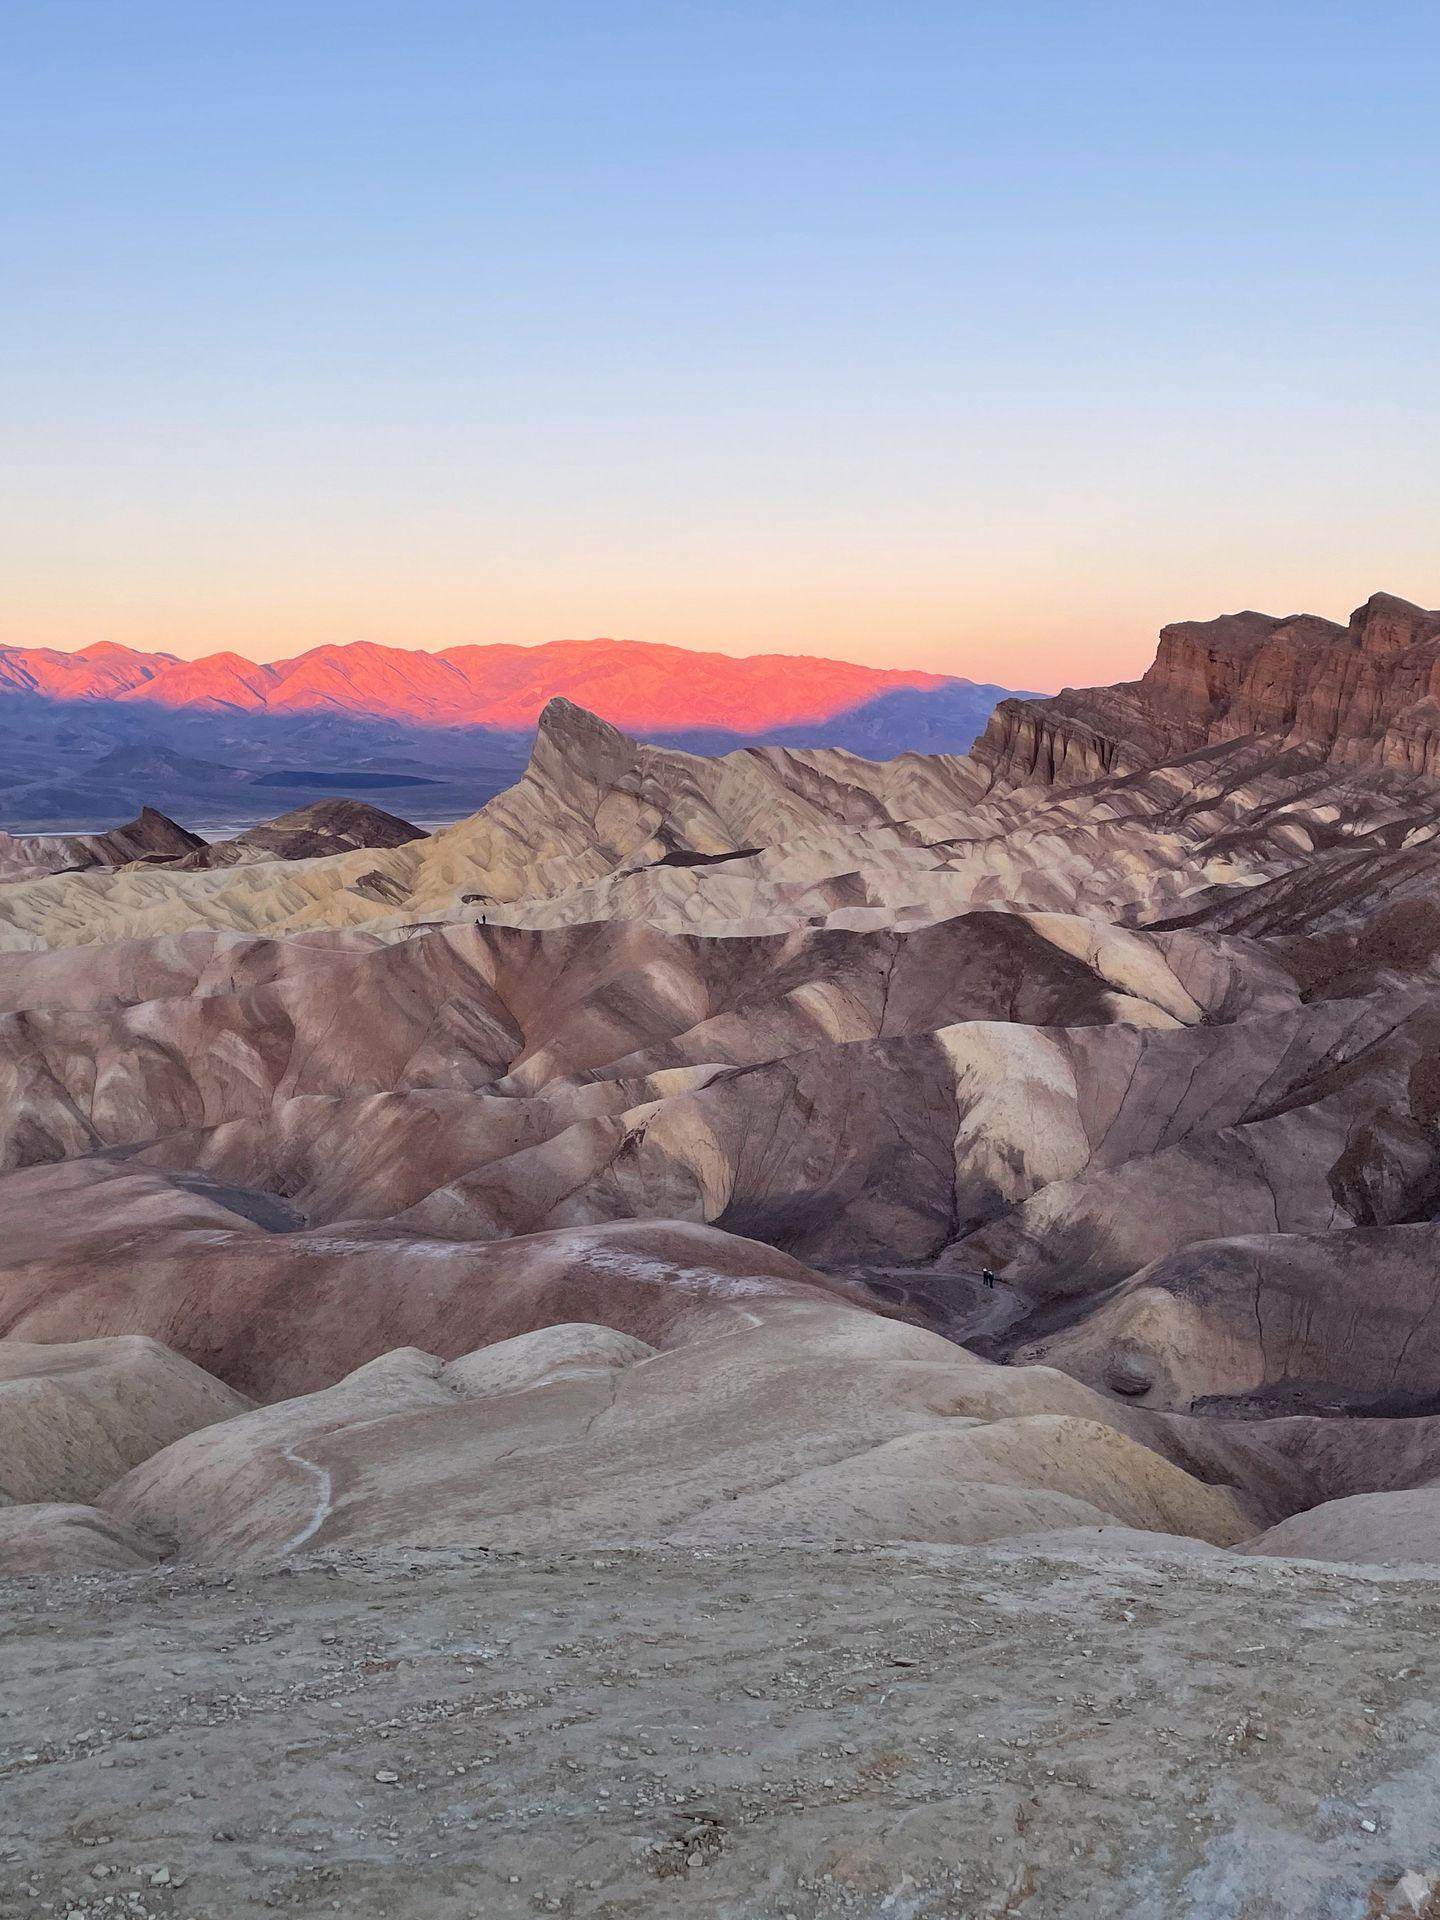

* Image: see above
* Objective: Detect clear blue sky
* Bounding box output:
[3,0,1437,687]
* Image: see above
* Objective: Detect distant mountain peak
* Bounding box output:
[0,635,1023,829]
[0,633,972,734]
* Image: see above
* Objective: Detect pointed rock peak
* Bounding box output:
[535,697,635,752]
[101,809,207,856]
[529,699,643,790]
[1357,590,1429,617]
[1348,591,1440,655]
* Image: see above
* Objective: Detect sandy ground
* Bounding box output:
[3,1539,1440,1920]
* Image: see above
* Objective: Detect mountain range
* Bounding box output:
[0,635,1023,827]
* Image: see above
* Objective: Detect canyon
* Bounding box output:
[8,592,1440,1917]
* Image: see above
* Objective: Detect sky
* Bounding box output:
[2,2,1437,693]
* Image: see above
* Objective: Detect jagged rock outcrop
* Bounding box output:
[0,806,204,884]
[175,798,424,868]
[11,685,1440,954]
[976,591,1440,792]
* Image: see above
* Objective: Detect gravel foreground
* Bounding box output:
[3,1540,1440,1920]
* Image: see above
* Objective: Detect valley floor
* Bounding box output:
[3,1541,1438,1920]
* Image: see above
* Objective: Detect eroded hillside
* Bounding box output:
[5,599,1440,1580]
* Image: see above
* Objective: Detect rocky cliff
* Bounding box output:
[977,591,1440,788]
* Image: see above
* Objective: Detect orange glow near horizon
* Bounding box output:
[2,555,1431,698]
[4,7,1435,705]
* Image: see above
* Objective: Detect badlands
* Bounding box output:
[9,594,1440,1916]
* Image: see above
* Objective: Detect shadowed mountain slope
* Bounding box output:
[0,636,1024,829]
[0,633,1007,733]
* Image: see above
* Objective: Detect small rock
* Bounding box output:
[374,1770,400,1785]
[1105,1349,1156,1397]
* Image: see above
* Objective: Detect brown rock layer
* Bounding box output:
[977,591,1440,790]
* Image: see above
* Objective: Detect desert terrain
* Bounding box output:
[5,1539,1440,1920]
[9,593,1440,1915]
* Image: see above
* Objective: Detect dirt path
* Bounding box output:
[2,1539,1438,1919]
[838,1265,1028,1345]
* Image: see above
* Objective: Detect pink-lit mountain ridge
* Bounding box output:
[0,635,1023,828]
[0,635,999,735]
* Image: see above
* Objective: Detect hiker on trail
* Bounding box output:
[981,1267,997,1291]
